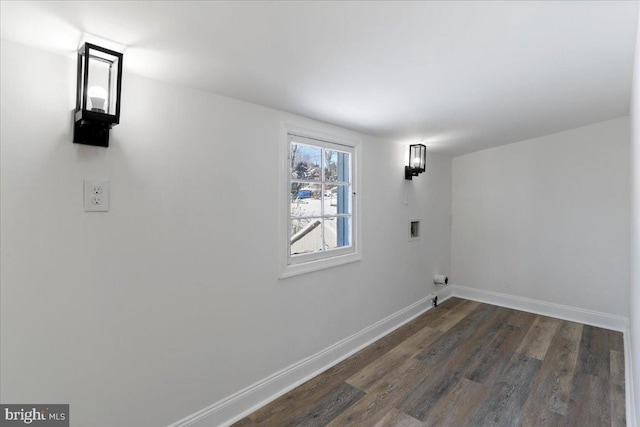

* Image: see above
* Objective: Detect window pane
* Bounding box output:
[290,218,323,255]
[290,183,322,217]
[325,150,350,183]
[324,217,351,250]
[291,143,321,181]
[324,150,338,182]
[324,184,350,216]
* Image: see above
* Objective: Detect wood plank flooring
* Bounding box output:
[232,298,625,426]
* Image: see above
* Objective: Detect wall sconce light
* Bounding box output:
[73,43,123,147]
[405,143,426,180]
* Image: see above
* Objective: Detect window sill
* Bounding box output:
[279,252,361,279]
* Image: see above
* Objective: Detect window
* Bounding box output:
[282,128,360,277]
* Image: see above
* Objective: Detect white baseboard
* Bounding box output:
[450,285,629,332]
[434,283,453,302]
[168,288,452,427]
[624,327,637,427]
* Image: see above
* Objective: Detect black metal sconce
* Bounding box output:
[73,43,123,147]
[405,143,426,180]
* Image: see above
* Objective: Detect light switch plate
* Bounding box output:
[84,179,109,212]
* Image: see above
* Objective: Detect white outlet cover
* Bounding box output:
[84,179,109,212]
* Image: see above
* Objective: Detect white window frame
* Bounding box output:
[279,124,361,278]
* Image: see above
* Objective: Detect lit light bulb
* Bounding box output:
[413,157,421,167]
[88,86,108,113]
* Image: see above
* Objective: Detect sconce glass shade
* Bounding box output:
[74,43,123,147]
[405,144,426,180]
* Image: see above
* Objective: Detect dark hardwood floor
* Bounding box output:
[232,297,625,426]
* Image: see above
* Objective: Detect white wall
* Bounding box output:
[629,6,640,424]
[452,117,630,316]
[0,40,451,427]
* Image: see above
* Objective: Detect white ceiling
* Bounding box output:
[1,1,638,155]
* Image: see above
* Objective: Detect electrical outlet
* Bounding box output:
[84,179,109,212]
[409,220,420,241]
